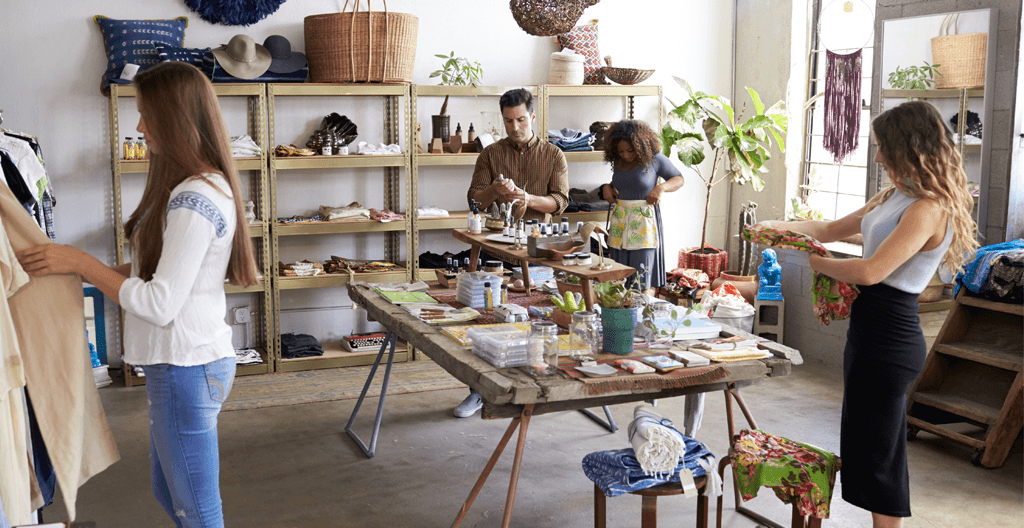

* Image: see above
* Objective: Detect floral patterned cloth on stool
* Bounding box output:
[732,429,840,519]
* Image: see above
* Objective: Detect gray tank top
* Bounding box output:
[861,190,952,294]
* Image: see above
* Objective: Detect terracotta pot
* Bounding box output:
[710,270,758,305]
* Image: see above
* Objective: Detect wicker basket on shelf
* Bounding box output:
[931,14,987,89]
[600,56,654,85]
[304,0,418,83]
[509,0,600,36]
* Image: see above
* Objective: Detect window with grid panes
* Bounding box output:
[801,0,875,221]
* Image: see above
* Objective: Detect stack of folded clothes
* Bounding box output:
[323,256,400,275]
[548,128,595,152]
[278,260,324,277]
[231,135,262,158]
[564,187,611,212]
[280,333,324,359]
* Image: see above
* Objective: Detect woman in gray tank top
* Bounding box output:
[757,101,977,528]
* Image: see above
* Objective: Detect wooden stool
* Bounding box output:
[594,475,709,528]
[716,445,840,528]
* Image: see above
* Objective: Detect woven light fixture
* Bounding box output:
[509,0,600,37]
[183,0,287,26]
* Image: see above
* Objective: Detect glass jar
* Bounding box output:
[528,321,559,376]
[122,137,135,160]
[135,137,147,160]
[568,311,599,360]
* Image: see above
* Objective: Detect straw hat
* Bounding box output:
[211,35,271,79]
[263,35,307,74]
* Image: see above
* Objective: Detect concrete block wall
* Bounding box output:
[774,248,850,370]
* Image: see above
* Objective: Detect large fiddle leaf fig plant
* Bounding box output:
[660,77,788,254]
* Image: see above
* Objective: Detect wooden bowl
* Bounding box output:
[534,239,586,261]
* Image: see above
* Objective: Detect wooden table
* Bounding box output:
[451,229,637,311]
[345,281,802,528]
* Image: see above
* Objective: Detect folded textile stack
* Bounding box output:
[234,348,263,365]
[319,202,370,221]
[565,187,611,212]
[548,128,595,152]
[369,208,404,222]
[955,239,1024,302]
[417,206,450,218]
[279,260,323,277]
[583,404,720,497]
[231,135,262,158]
[93,365,112,388]
[280,333,323,359]
[356,142,402,155]
[323,256,399,275]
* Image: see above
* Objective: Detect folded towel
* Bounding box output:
[629,404,689,477]
[356,141,402,155]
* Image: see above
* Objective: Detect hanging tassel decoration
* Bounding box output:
[822,49,862,164]
[183,0,288,27]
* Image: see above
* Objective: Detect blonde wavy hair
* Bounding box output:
[868,100,978,274]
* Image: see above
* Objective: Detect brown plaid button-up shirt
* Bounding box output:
[467,135,569,222]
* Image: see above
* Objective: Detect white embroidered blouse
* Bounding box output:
[119,175,237,366]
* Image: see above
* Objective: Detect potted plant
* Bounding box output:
[887,62,942,98]
[429,51,483,143]
[659,77,788,281]
[594,278,644,355]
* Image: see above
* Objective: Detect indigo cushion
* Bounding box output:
[155,44,211,69]
[94,16,188,96]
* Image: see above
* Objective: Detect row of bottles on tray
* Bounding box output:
[122,137,148,160]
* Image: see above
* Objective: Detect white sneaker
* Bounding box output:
[454,390,482,418]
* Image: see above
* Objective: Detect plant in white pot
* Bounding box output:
[429,52,483,145]
[660,76,788,280]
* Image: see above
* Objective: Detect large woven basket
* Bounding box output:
[510,0,600,36]
[931,14,987,89]
[304,0,418,83]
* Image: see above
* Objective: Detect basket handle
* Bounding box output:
[340,0,392,82]
[939,13,960,36]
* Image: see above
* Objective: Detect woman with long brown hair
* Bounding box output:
[758,100,977,528]
[18,61,256,527]
[600,119,685,295]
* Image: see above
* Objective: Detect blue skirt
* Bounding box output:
[840,283,925,517]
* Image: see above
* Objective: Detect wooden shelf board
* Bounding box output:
[237,347,271,376]
[119,157,263,173]
[563,150,606,162]
[881,88,984,99]
[546,85,661,97]
[113,84,264,98]
[956,291,1024,316]
[414,85,539,97]
[225,278,267,294]
[278,342,409,371]
[417,212,470,231]
[276,270,408,290]
[247,222,265,237]
[273,154,406,169]
[919,298,954,313]
[910,390,1002,425]
[415,153,480,166]
[276,220,407,236]
[270,83,408,97]
[934,343,1023,372]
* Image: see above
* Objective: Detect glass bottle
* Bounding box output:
[528,321,559,376]
[568,311,600,360]
[322,135,333,156]
[122,137,135,160]
[136,137,147,160]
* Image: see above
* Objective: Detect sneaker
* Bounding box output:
[454,390,482,418]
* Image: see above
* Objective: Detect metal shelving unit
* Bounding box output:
[109,83,274,386]
[267,83,412,372]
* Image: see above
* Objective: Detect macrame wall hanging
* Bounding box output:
[183,0,287,26]
[818,0,873,165]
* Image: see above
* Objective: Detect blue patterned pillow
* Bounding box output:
[94,16,188,96]
[155,44,211,69]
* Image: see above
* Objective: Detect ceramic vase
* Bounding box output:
[601,306,639,355]
[431,115,450,140]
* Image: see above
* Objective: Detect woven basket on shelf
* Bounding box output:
[931,14,987,89]
[509,0,600,37]
[304,0,418,83]
[600,56,654,85]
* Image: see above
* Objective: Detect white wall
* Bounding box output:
[0,0,733,364]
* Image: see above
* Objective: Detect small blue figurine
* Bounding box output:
[757,248,784,301]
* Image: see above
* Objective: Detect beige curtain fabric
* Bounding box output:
[0,182,119,521]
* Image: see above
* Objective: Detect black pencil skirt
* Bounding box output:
[840,282,926,518]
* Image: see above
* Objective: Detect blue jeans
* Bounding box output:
[143,357,235,528]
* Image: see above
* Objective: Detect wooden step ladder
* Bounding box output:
[906,289,1023,468]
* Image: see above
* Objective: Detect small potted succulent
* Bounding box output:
[550,290,584,329]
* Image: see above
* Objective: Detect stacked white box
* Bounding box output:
[468,324,530,368]
[456,271,503,308]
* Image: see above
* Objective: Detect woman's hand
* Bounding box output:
[808,253,826,273]
[16,244,85,277]
[645,187,664,205]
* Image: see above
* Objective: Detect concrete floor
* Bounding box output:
[44,314,1023,527]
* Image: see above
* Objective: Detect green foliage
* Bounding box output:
[429,51,483,87]
[786,197,823,221]
[659,77,788,250]
[887,62,942,92]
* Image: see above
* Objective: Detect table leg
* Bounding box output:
[501,404,534,528]
[344,332,397,458]
[450,404,529,528]
[581,278,595,311]
[469,245,480,271]
[522,265,532,295]
[578,405,618,432]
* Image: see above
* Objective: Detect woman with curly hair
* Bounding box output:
[758,100,978,528]
[600,120,685,294]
